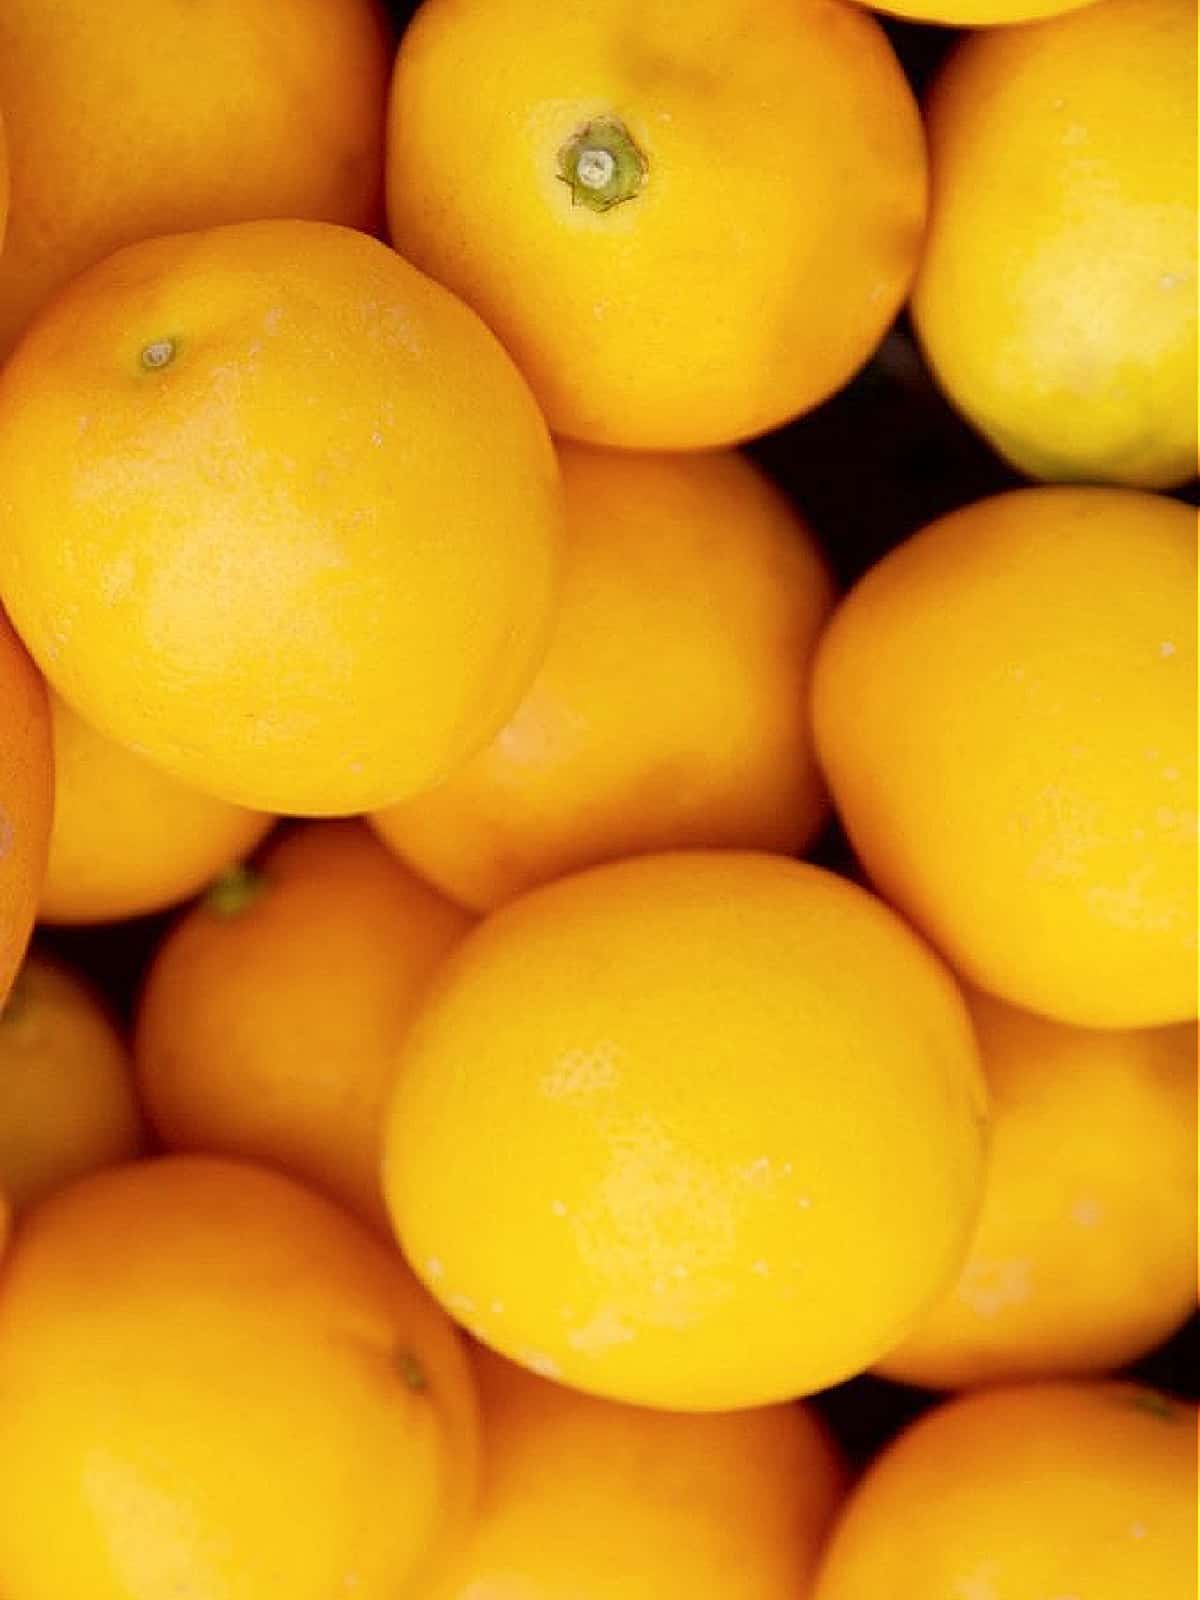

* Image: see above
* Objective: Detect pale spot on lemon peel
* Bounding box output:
[1129,1522,1148,1540]
[447,1292,476,1317]
[517,1349,561,1379]
[425,1257,445,1281]
[549,1199,568,1218]
[489,1299,505,1316]
[751,1260,770,1277]
[956,1258,1031,1318]
[736,1155,773,1186]
[1159,639,1177,657]
[796,1194,813,1209]
[541,1046,618,1099]
[568,1307,636,1355]
[1071,1197,1103,1228]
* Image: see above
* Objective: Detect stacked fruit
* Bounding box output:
[0,0,1194,1596]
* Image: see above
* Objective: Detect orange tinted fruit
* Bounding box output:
[136,823,472,1229]
[877,993,1197,1388]
[0,1155,481,1600]
[0,220,563,815]
[813,1382,1198,1600]
[0,0,393,355]
[40,695,273,924]
[387,0,926,449]
[0,608,52,1006]
[913,0,1197,488]
[384,852,987,1410]
[813,487,1197,1028]
[0,954,144,1216]
[374,444,835,911]
[430,1344,847,1600]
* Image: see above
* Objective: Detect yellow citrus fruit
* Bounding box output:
[0,1155,481,1600]
[386,0,926,449]
[135,822,472,1230]
[812,486,1197,1029]
[429,1343,848,1600]
[384,851,987,1410]
[813,1382,1198,1600]
[877,991,1197,1388]
[912,0,1197,488]
[0,220,563,815]
[0,607,51,1006]
[867,0,1097,23]
[0,0,393,356]
[40,695,273,924]
[0,954,144,1216]
[373,443,835,911]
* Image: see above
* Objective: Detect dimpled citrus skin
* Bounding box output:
[384,851,988,1411]
[877,993,1198,1389]
[40,696,273,924]
[812,487,1197,1029]
[0,955,144,1216]
[0,0,393,356]
[0,220,563,815]
[0,608,52,1006]
[813,1382,1198,1600]
[135,822,472,1230]
[0,1156,481,1600]
[373,444,835,911]
[912,0,1197,488]
[428,1344,848,1600]
[386,0,926,450]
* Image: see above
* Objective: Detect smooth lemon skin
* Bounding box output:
[877,993,1198,1388]
[384,851,988,1412]
[813,1382,1198,1600]
[912,0,1197,489]
[812,486,1197,1029]
[40,696,273,924]
[0,1156,482,1600]
[428,1344,848,1600]
[135,822,473,1231]
[386,0,926,449]
[0,608,51,1006]
[867,0,1100,22]
[0,220,564,816]
[0,0,394,356]
[373,443,835,911]
[0,954,145,1216]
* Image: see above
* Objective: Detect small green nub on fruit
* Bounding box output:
[206,865,265,918]
[557,116,647,213]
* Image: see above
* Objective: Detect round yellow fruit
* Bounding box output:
[812,486,1197,1028]
[374,443,835,910]
[0,0,393,355]
[867,0,1097,23]
[387,0,926,449]
[0,219,563,815]
[136,822,472,1229]
[814,1382,1198,1600]
[0,1155,481,1600]
[878,992,1197,1387]
[430,1344,847,1600]
[40,695,273,924]
[384,851,987,1410]
[0,954,144,1215]
[913,0,1197,488]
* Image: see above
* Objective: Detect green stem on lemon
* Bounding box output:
[205,865,265,918]
[557,117,647,213]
